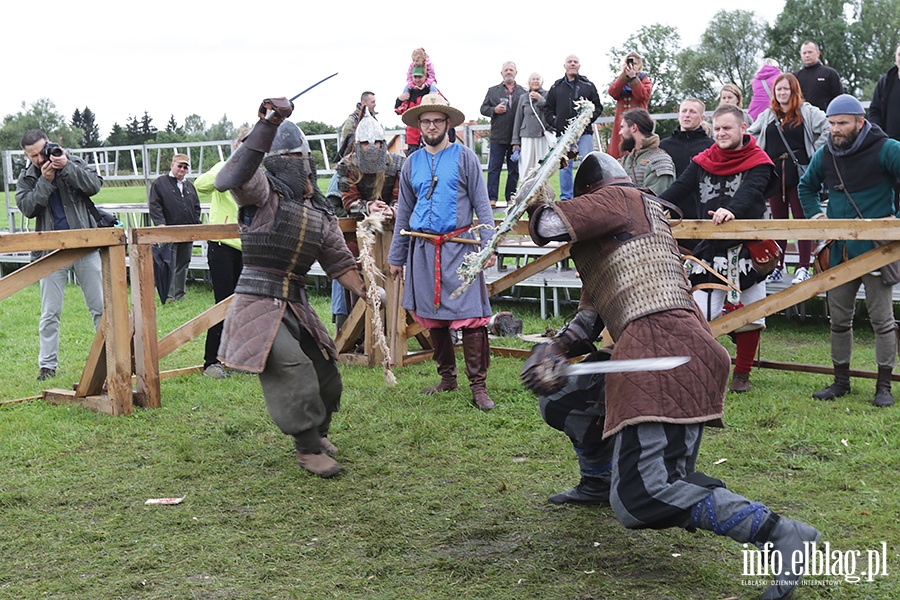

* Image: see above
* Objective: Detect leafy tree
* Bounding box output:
[848,0,900,98]
[692,10,768,103]
[184,114,206,135]
[206,114,235,142]
[609,24,684,114]
[766,0,852,88]
[0,98,80,151]
[298,120,338,166]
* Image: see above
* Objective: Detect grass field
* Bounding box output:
[1,272,897,599]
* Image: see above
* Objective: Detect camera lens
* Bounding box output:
[50,147,63,157]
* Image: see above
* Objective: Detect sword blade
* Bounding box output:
[290,72,339,102]
[566,356,691,376]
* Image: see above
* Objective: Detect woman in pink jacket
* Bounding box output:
[607,52,652,159]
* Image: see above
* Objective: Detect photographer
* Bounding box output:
[15,130,105,381]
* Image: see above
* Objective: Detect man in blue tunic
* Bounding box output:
[388,94,498,411]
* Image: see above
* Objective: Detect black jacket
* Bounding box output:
[543,74,603,134]
[869,65,900,140]
[659,127,714,177]
[793,62,844,113]
[148,174,201,226]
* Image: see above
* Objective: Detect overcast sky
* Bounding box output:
[3,1,787,138]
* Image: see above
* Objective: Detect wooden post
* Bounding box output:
[130,236,161,408]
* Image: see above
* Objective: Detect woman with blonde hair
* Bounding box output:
[718,83,753,126]
[511,72,552,181]
[607,52,652,159]
[748,72,828,284]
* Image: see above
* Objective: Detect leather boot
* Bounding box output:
[757,514,822,600]
[548,476,610,505]
[421,328,458,394]
[812,363,851,400]
[462,327,494,411]
[296,451,343,478]
[729,370,751,393]
[874,366,895,407]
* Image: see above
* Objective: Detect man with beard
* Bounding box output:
[214,98,369,478]
[480,61,526,206]
[331,109,405,333]
[617,108,675,196]
[521,151,820,600]
[660,104,777,393]
[387,94,498,411]
[799,94,900,407]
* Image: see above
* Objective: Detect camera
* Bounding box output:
[41,142,63,160]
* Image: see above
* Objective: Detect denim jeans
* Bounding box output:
[558,133,596,200]
[486,142,519,202]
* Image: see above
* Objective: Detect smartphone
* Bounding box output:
[627,57,635,67]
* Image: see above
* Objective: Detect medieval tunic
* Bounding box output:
[387,143,494,321]
[217,169,358,373]
[530,185,730,439]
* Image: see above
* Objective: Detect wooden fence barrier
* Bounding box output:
[4,218,900,414]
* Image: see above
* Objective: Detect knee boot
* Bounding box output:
[691,488,820,600]
[812,363,851,400]
[422,328,458,395]
[462,326,494,411]
[874,366,895,407]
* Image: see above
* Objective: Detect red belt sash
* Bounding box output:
[422,225,472,311]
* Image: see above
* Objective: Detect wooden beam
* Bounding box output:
[129,223,238,245]
[671,218,900,240]
[0,228,124,253]
[157,296,233,359]
[488,244,571,296]
[710,242,900,337]
[130,241,161,408]
[0,248,94,301]
[75,314,108,398]
[42,388,130,417]
[334,297,367,354]
[100,245,134,415]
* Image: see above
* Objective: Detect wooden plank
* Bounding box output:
[0,228,124,253]
[75,314,107,398]
[0,248,94,301]
[671,218,900,240]
[749,359,900,382]
[487,244,572,296]
[42,389,129,417]
[100,245,134,415]
[334,297,367,354]
[489,346,530,358]
[711,242,900,337]
[130,241,161,408]
[157,297,233,358]
[130,223,238,245]
[160,366,203,379]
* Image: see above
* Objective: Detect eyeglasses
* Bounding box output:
[419,117,448,128]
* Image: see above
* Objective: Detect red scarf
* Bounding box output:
[692,135,773,176]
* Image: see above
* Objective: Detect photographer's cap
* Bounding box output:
[172,153,191,167]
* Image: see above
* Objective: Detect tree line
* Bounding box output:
[2,3,899,155]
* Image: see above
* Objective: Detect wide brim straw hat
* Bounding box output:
[401,93,466,128]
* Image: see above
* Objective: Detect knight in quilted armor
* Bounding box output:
[214,99,368,479]
[521,151,821,598]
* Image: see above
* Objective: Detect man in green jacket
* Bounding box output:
[799,94,900,407]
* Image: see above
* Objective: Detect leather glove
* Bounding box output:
[258,97,293,124]
[521,341,569,397]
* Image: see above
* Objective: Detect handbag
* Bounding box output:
[529,95,556,148]
[88,202,120,227]
[745,239,784,277]
[830,152,900,285]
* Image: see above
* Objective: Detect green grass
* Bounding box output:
[1,277,897,599]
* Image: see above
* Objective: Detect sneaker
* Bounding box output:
[36,367,56,381]
[765,267,783,283]
[791,266,810,284]
[203,363,229,379]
